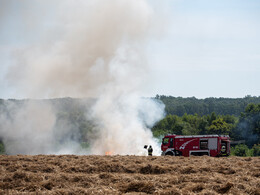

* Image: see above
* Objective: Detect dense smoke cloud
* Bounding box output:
[0,101,55,154]
[0,100,86,155]
[7,0,153,98]
[1,0,165,155]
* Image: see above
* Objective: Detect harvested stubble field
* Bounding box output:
[0,155,259,195]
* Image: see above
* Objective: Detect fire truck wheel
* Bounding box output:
[165,151,175,156]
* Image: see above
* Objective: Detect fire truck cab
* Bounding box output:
[161,134,230,157]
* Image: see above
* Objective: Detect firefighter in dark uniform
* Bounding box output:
[148,145,153,156]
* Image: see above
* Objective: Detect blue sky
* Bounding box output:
[0,0,260,99]
[146,0,260,98]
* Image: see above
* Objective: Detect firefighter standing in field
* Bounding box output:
[148,145,153,156]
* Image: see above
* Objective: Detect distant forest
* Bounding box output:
[155,95,260,116]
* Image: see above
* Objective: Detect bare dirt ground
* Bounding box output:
[0,155,259,194]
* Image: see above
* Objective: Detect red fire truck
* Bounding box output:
[161,134,230,157]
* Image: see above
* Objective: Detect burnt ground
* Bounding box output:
[0,155,259,194]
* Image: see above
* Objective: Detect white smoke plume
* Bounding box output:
[1,0,165,155]
[0,100,86,155]
[0,101,56,154]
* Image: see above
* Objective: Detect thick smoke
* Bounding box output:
[7,0,153,98]
[1,0,165,155]
[0,100,86,155]
[0,101,55,154]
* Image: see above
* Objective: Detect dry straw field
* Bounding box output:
[0,155,259,194]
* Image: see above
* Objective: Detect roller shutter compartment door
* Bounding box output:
[208,138,218,150]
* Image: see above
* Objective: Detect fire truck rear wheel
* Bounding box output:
[165,151,175,156]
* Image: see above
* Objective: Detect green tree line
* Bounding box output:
[152,112,237,138]
[155,95,260,116]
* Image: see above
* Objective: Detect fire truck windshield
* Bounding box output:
[163,138,169,145]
